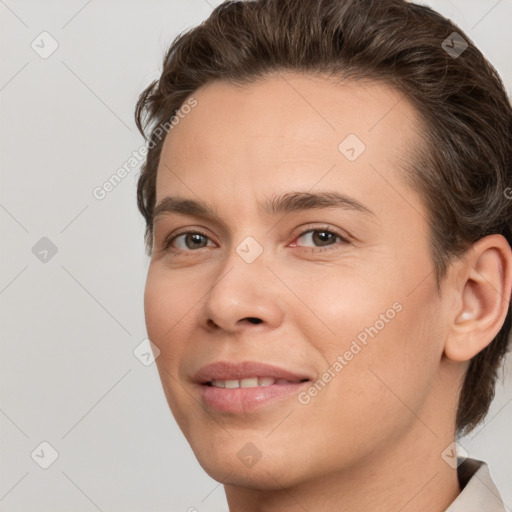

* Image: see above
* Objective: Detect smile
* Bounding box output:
[193,361,313,413]
[207,377,307,388]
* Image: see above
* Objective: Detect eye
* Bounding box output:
[163,230,214,252]
[292,226,349,251]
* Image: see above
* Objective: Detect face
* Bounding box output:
[144,73,452,489]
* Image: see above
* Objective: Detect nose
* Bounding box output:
[200,245,284,334]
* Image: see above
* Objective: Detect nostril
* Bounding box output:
[246,317,262,324]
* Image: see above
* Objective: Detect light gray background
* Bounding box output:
[1,1,511,511]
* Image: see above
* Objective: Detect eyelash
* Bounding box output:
[161,225,349,254]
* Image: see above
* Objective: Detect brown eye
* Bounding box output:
[293,227,349,251]
[164,231,213,251]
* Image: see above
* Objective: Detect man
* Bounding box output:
[135,0,512,510]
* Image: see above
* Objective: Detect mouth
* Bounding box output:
[205,377,310,388]
[193,361,313,413]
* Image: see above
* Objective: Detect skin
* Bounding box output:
[143,72,512,512]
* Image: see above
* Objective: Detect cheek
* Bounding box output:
[143,266,196,345]
[301,298,442,461]
[143,267,200,432]
[294,255,442,421]
[344,280,443,422]
[282,256,402,353]
[143,267,194,386]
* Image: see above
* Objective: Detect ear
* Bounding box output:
[444,234,512,362]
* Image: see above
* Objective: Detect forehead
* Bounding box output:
[155,72,426,220]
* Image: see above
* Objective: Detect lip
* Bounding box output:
[193,361,313,413]
[194,361,313,383]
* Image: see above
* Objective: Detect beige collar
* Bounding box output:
[445,458,505,511]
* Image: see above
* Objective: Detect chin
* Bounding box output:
[198,454,302,490]
[187,433,313,490]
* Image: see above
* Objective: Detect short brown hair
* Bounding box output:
[134,0,512,436]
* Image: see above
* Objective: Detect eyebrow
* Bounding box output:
[152,191,376,225]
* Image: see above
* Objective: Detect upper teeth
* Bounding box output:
[210,377,279,388]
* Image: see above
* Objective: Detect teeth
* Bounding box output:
[241,377,258,388]
[209,377,277,388]
[258,377,275,386]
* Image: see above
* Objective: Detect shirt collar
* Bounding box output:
[445,458,505,511]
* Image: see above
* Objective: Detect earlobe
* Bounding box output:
[444,234,512,363]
